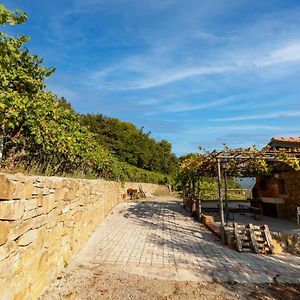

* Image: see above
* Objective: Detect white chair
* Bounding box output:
[297,207,300,225]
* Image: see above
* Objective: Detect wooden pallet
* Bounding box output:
[138,184,147,198]
[233,223,274,254]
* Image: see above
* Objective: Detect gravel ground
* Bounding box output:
[40,262,300,300]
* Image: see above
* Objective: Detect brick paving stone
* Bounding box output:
[73,199,300,283]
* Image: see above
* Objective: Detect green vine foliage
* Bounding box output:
[0,5,168,183]
[178,145,300,197]
[0,5,27,26]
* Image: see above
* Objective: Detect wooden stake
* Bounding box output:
[248,224,259,254]
[262,225,275,254]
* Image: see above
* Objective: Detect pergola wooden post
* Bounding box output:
[224,167,229,224]
[198,176,202,218]
[195,175,201,220]
[191,176,196,214]
[217,158,225,227]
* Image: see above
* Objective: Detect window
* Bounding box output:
[277,179,287,195]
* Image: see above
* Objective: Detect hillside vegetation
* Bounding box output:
[0,5,177,183]
[80,114,178,174]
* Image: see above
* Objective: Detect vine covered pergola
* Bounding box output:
[180,146,300,234]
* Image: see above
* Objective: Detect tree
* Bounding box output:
[0,5,27,25]
[80,114,179,174]
[0,5,114,176]
[0,5,175,184]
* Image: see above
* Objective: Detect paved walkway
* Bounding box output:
[73,198,300,284]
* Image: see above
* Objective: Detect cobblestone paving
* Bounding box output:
[74,199,300,283]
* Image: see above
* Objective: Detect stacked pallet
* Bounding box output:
[233,223,275,254]
[138,184,147,198]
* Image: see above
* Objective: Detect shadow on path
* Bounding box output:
[122,200,300,283]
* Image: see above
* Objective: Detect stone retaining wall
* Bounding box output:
[0,173,168,299]
[271,231,300,254]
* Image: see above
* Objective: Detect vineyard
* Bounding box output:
[0,5,175,183]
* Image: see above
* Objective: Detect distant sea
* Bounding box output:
[237,177,256,189]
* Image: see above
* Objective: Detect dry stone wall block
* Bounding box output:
[23,199,37,212]
[22,206,43,220]
[8,219,33,241]
[42,194,57,214]
[16,179,34,199]
[33,215,47,229]
[0,174,18,200]
[17,228,39,246]
[0,240,17,261]
[0,221,10,245]
[0,200,24,220]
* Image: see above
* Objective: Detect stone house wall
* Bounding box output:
[254,170,300,220]
[0,173,169,300]
[281,171,300,219]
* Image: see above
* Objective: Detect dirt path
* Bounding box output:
[40,263,300,300]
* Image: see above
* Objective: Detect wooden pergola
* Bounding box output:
[182,147,300,242]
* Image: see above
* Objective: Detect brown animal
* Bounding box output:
[127,188,138,200]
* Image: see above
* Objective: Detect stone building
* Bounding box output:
[252,137,300,220]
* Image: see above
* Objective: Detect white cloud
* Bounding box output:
[132,66,236,90]
[183,125,284,136]
[206,125,282,131]
[161,96,237,113]
[271,42,300,63]
[87,40,300,92]
[212,111,300,122]
[45,1,300,94]
[257,42,300,66]
[222,97,297,111]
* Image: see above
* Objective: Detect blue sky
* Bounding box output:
[3,0,300,155]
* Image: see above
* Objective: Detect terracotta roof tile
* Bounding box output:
[269,137,300,148]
